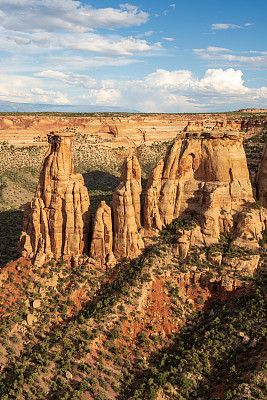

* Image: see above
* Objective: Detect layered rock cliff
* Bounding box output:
[2,113,266,147]
[143,130,265,256]
[18,132,91,266]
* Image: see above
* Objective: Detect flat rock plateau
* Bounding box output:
[0,111,266,400]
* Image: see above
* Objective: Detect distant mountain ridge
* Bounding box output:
[0,99,138,113]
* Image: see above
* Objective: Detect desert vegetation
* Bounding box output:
[0,115,266,400]
[0,216,266,399]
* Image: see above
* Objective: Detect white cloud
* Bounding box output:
[135,30,155,38]
[163,3,176,16]
[211,23,242,30]
[11,36,31,45]
[34,67,267,112]
[194,47,232,57]
[194,47,267,68]
[0,73,70,104]
[211,22,254,30]
[162,37,175,41]
[48,56,143,69]
[60,34,162,56]
[34,70,97,89]
[30,87,70,104]
[5,31,161,57]
[2,67,267,112]
[0,1,149,33]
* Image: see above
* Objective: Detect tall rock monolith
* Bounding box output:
[256,144,267,208]
[90,201,114,266]
[18,131,91,266]
[112,155,144,259]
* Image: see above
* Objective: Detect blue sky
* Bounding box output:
[0,0,267,112]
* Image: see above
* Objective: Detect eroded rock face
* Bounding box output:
[256,144,267,207]
[144,133,254,246]
[90,201,114,266]
[18,132,91,265]
[112,155,144,259]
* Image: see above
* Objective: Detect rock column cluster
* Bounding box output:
[19,132,91,266]
[18,127,267,267]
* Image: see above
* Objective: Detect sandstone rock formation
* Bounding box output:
[233,206,267,249]
[90,201,114,266]
[112,155,144,259]
[18,131,91,265]
[256,144,267,207]
[17,125,267,269]
[143,131,257,250]
[183,121,204,134]
[2,113,266,148]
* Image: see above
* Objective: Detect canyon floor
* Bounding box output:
[0,112,266,400]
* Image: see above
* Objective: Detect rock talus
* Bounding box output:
[18,131,91,265]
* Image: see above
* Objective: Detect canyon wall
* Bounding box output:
[1,114,266,147]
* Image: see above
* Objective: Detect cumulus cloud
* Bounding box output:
[30,87,70,104]
[2,67,267,112]
[34,67,267,112]
[143,68,249,95]
[0,1,149,33]
[194,47,267,68]
[0,73,70,104]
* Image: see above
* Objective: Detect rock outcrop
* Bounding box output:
[90,201,114,266]
[256,144,267,207]
[18,131,91,265]
[112,156,144,259]
[143,131,258,252]
[183,121,204,134]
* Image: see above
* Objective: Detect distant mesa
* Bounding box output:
[0,99,139,113]
[237,108,267,113]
